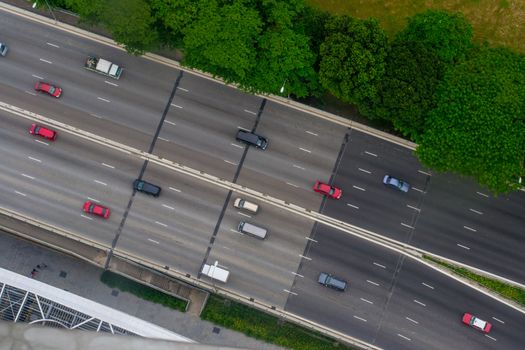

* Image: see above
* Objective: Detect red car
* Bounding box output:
[35,81,62,98]
[313,180,342,199]
[29,124,57,141]
[83,201,110,219]
[462,313,492,333]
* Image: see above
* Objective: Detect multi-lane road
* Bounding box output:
[1,6,524,350]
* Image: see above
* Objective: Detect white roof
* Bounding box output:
[472,317,487,329]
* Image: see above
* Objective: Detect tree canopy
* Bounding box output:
[417,47,525,194]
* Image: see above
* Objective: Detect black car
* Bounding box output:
[318,272,347,291]
[133,179,161,197]
[236,130,268,150]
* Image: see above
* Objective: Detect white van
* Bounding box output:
[233,198,259,214]
[238,221,268,239]
[201,261,230,283]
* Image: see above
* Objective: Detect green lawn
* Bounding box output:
[307,0,525,53]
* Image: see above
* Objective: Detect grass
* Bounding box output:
[307,0,525,54]
[425,255,525,306]
[100,270,188,312]
[201,294,357,350]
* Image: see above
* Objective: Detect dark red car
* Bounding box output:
[462,313,492,333]
[35,81,62,98]
[313,180,342,199]
[29,124,57,141]
[83,201,110,219]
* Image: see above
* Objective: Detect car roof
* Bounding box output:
[472,317,487,329]
[36,126,55,137]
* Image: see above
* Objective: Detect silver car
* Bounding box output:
[0,43,7,56]
[383,175,410,193]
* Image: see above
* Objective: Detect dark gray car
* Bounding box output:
[133,179,161,197]
[318,272,347,291]
[236,130,268,150]
[0,43,8,57]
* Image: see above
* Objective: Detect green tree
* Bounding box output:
[62,0,105,22]
[417,47,525,194]
[100,0,159,54]
[183,0,262,82]
[319,16,388,105]
[150,0,200,47]
[397,10,473,64]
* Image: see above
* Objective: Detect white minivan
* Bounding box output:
[233,198,259,214]
[238,221,267,239]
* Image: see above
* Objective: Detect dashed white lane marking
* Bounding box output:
[81,214,93,220]
[305,237,318,243]
[286,182,299,188]
[238,212,251,218]
[283,289,298,296]
[485,335,497,341]
[291,272,304,278]
[170,103,183,109]
[406,317,419,324]
[148,238,160,244]
[373,262,386,269]
[39,58,52,64]
[244,109,257,115]
[457,243,470,250]
[87,197,100,203]
[358,168,371,174]
[155,221,168,227]
[477,191,489,198]
[353,185,366,191]
[90,113,103,119]
[46,42,59,48]
[231,143,244,149]
[422,282,434,290]
[353,316,367,322]
[34,140,48,146]
[230,228,239,234]
[398,334,411,341]
[94,180,107,186]
[21,173,35,180]
[305,130,318,136]
[158,137,169,142]
[15,191,27,197]
[32,74,44,80]
[463,225,477,232]
[177,87,188,92]
[347,203,359,209]
[401,223,414,229]
[360,298,373,304]
[407,205,420,212]
[418,170,431,176]
[299,147,311,153]
[300,255,312,261]
[293,164,305,170]
[492,317,504,324]
[469,208,483,215]
[25,91,37,96]
[413,299,426,307]
[101,163,115,169]
[162,204,175,210]
[412,187,424,193]
[365,151,377,157]
[104,80,119,87]
[97,97,110,103]
[224,160,238,166]
[366,280,380,286]
[164,120,176,125]
[28,156,42,162]
[169,187,181,192]
[237,126,250,131]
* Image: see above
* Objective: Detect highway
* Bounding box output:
[1,7,524,350]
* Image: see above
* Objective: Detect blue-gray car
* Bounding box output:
[383,175,410,193]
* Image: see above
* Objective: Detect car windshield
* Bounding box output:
[329,188,335,195]
[48,86,55,94]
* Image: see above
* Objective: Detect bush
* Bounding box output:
[100,270,188,312]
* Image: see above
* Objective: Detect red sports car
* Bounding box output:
[83,201,110,219]
[462,313,492,333]
[35,81,62,98]
[29,124,57,141]
[313,180,342,199]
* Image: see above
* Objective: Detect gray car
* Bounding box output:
[383,175,410,193]
[318,272,347,291]
[0,43,8,56]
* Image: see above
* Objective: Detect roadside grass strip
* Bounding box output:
[100,271,188,312]
[201,294,358,350]
[424,255,525,306]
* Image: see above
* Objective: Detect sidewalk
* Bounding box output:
[0,230,284,350]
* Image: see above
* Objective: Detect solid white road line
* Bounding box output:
[155,221,167,227]
[364,151,378,157]
[299,147,311,153]
[39,58,52,64]
[283,289,298,296]
[162,204,175,210]
[422,282,434,290]
[46,42,59,48]
[164,120,176,125]
[476,191,489,198]
[177,87,188,92]
[373,262,386,269]
[347,203,359,209]
[94,180,107,186]
[457,243,470,250]
[463,225,477,232]
[353,316,367,322]
[101,163,115,169]
[469,208,483,215]
[97,97,110,103]
[352,185,366,191]
[87,197,100,203]
[169,187,181,192]
[401,223,414,229]
[418,170,431,176]
[358,168,371,174]
[104,80,118,87]
[170,103,183,109]
[366,280,380,286]
[398,334,411,341]
[224,160,238,166]
[148,238,160,244]
[360,298,373,304]
[244,109,257,115]
[34,140,48,146]
[32,74,44,80]
[406,317,419,324]
[293,164,305,170]
[230,143,244,149]
[21,173,35,180]
[413,299,426,307]
[286,182,299,188]
[15,191,27,197]
[305,130,318,136]
[300,255,312,261]
[406,204,420,212]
